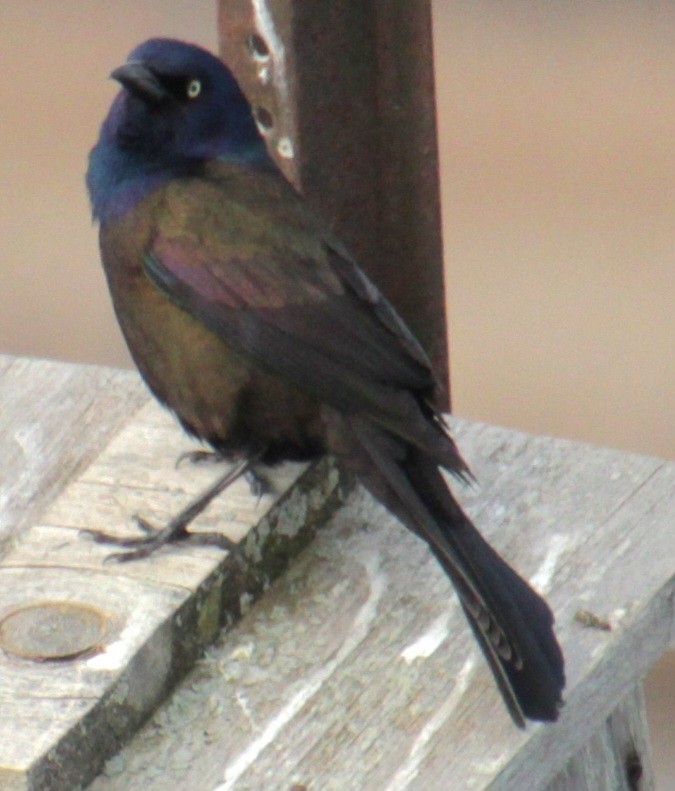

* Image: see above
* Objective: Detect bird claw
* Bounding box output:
[80,516,239,563]
[132,514,157,535]
[244,469,272,500]
[175,449,224,469]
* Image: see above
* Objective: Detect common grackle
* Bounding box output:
[87,38,564,726]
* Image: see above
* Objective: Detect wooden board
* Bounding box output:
[83,420,674,790]
[0,354,147,552]
[0,356,341,791]
[549,684,654,790]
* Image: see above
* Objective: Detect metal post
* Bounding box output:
[219,0,449,405]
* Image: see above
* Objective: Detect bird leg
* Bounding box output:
[82,456,260,562]
[176,449,272,499]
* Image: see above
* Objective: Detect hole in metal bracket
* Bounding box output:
[254,106,274,131]
[246,33,270,61]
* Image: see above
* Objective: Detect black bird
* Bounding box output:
[87,37,565,727]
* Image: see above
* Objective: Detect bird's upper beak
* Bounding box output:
[110,61,168,104]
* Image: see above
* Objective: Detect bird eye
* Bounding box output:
[186,79,202,99]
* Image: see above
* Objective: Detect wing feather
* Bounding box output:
[143,165,467,476]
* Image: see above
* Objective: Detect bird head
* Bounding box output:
[87,39,271,220]
[106,38,267,163]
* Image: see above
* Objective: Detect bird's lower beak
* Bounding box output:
[110,62,168,104]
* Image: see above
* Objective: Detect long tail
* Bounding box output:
[328,413,565,727]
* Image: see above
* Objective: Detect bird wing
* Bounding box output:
[142,166,467,474]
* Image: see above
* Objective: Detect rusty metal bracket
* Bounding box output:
[219,0,449,405]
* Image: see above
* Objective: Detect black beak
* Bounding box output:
[110,62,168,104]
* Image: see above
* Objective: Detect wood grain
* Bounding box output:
[0,354,148,554]
[84,420,674,791]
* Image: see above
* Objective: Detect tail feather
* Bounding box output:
[329,413,565,726]
[407,452,565,724]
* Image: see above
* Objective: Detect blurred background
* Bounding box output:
[0,0,673,784]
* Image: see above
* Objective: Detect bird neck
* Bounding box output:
[86,140,173,223]
[87,135,274,225]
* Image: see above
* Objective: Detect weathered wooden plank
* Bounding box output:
[0,354,148,553]
[85,422,674,791]
[549,685,655,790]
[0,357,341,791]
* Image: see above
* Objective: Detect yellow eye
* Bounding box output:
[186,79,201,99]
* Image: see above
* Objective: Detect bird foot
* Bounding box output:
[80,454,263,563]
[81,515,239,563]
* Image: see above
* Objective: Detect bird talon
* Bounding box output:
[245,469,272,500]
[175,449,223,469]
[80,527,143,547]
[96,527,180,561]
[132,514,158,535]
[103,549,141,565]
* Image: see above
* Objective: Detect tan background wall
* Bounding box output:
[0,0,672,785]
[435,3,674,460]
